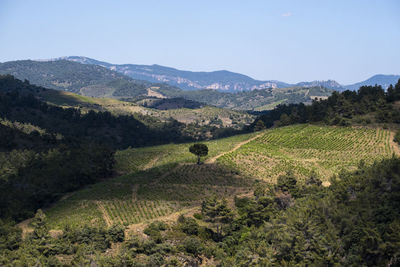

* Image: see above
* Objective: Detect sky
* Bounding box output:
[0,0,399,84]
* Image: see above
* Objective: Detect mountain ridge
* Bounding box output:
[345,74,400,91]
[58,56,399,92]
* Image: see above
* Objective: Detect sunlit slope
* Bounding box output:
[46,132,258,229]
[218,124,397,184]
[45,125,397,229]
[39,89,254,128]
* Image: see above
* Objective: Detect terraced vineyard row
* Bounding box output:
[101,200,178,225]
[47,163,249,229]
[218,125,396,183]
[158,164,244,186]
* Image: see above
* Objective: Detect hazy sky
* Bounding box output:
[0,0,399,84]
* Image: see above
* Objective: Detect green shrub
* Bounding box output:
[107,224,125,243]
[178,216,199,236]
[276,171,298,193]
[183,237,203,256]
[193,213,203,220]
[144,221,168,243]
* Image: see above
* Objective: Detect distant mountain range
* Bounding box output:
[58,56,291,92]
[0,59,331,110]
[58,56,399,92]
[0,57,398,111]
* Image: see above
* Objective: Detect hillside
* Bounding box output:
[36,86,255,131]
[0,60,168,97]
[3,124,396,265]
[42,124,397,228]
[0,75,253,225]
[152,85,333,111]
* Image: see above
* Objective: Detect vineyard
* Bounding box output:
[114,131,259,173]
[46,133,257,229]
[46,163,250,228]
[218,125,397,184]
[45,125,398,229]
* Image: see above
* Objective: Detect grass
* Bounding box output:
[45,124,397,229]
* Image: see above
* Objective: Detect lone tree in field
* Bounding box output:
[189,143,208,165]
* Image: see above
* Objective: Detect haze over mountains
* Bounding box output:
[60,56,398,92]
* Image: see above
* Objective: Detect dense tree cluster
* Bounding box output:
[252,79,400,129]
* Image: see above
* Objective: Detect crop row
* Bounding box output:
[102,200,178,225]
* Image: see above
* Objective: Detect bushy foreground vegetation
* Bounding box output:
[1,157,399,266]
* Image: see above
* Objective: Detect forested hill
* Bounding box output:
[0,75,196,149]
[0,60,174,98]
[252,79,400,130]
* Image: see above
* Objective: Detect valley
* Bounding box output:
[2,1,400,264]
[1,68,400,266]
[1,72,400,266]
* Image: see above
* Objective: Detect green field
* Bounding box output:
[45,125,397,229]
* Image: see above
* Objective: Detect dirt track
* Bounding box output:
[205,132,263,164]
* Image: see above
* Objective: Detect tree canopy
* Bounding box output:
[189,143,208,164]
